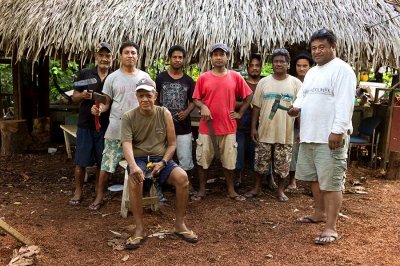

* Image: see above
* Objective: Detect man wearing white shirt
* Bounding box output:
[288,29,356,245]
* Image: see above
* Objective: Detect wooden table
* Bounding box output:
[59,124,77,159]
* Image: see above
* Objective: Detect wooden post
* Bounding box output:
[0,219,33,245]
[0,119,31,155]
[386,151,400,180]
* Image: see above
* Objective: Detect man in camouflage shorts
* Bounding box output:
[246,48,301,201]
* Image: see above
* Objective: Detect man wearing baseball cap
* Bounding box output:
[68,42,113,206]
[89,41,151,210]
[192,43,253,201]
[121,77,198,249]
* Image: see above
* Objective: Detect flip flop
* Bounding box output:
[228,195,246,201]
[125,236,147,250]
[276,195,289,202]
[88,201,103,211]
[190,194,204,201]
[314,234,341,245]
[244,191,259,198]
[68,199,81,206]
[174,230,199,243]
[297,216,324,224]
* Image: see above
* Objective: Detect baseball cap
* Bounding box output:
[135,78,156,92]
[210,43,230,54]
[95,42,113,53]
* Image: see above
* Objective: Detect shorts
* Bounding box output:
[100,139,124,173]
[176,133,194,171]
[129,156,179,185]
[254,143,292,179]
[74,127,105,167]
[196,133,237,170]
[296,137,348,192]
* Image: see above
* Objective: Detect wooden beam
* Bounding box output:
[0,219,33,245]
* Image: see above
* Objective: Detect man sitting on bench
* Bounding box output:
[120,77,198,250]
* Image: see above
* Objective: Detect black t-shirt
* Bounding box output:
[74,68,110,129]
[155,71,195,135]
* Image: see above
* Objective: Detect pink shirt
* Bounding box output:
[193,70,252,135]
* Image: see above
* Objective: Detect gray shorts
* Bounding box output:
[296,137,348,192]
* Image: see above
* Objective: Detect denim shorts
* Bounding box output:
[129,156,179,185]
[176,133,194,171]
[296,137,349,191]
[74,127,105,167]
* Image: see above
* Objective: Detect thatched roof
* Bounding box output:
[0,0,399,70]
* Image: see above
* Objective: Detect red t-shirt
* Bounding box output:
[192,70,252,135]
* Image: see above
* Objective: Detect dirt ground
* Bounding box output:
[1,148,399,266]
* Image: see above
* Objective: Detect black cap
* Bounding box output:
[210,43,230,54]
[95,42,113,53]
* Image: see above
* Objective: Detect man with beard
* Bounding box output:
[192,43,253,201]
[89,41,150,210]
[155,45,195,191]
[69,42,113,206]
[247,48,301,201]
[235,54,261,187]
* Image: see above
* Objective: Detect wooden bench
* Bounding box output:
[119,160,159,218]
[60,124,96,181]
[60,124,77,159]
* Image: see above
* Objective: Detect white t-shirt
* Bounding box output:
[252,75,302,144]
[102,69,150,140]
[293,58,356,143]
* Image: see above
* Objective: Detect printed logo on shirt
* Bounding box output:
[155,127,165,134]
[160,82,188,114]
[304,87,334,96]
[262,92,294,102]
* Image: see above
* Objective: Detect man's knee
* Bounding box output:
[169,168,189,189]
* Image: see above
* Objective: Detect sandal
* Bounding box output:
[88,201,103,211]
[68,199,81,206]
[244,191,259,198]
[314,234,341,245]
[228,195,246,201]
[125,236,147,250]
[173,230,199,243]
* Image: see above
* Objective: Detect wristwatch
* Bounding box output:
[161,159,167,167]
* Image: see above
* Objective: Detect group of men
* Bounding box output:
[68,28,356,248]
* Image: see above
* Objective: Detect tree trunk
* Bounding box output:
[386,151,400,180]
[0,119,31,155]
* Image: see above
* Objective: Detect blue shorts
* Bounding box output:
[128,156,178,185]
[74,127,105,167]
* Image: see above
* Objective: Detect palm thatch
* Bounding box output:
[0,0,399,70]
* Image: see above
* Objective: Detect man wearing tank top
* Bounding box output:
[121,77,198,249]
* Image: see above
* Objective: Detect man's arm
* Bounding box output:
[230,93,253,119]
[122,141,144,184]
[251,106,261,143]
[329,68,357,150]
[151,109,177,175]
[91,94,112,116]
[177,101,195,121]
[193,98,212,120]
[121,114,144,184]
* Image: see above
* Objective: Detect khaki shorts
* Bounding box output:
[254,143,292,178]
[196,134,237,170]
[296,137,348,192]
